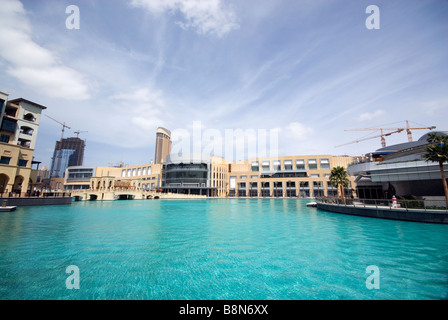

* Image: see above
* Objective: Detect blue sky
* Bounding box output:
[1,0,447,167]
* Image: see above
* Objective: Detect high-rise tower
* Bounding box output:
[154,127,171,164]
[50,137,85,178]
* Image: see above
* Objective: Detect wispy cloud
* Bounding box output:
[130,0,239,37]
[0,0,91,100]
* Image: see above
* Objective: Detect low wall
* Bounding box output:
[317,203,448,224]
[0,197,72,207]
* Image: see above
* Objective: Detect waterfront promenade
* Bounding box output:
[316,197,448,224]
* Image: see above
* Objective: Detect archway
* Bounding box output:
[13,175,24,194]
[0,174,10,195]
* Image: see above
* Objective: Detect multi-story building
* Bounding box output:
[50,137,86,178]
[154,127,172,164]
[348,131,448,204]
[228,155,354,198]
[161,153,229,197]
[0,92,46,196]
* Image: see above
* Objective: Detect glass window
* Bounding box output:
[240,175,247,179]
[273,160,281,171]
[147,166,152,175]
[250,175,258,179]
[0,156,11,164]
[251,161,259,172]
[1,118,17,133]
[137,168,142,176]
[296,159,305,170]
[320,158,330,170]
[284,160,292,170]
[127,169,131,177]
[121,170,126,178]
[310,173,320,178]
[262,161,270,171]
[308,159,318,170]
[18,159,28,167]
[0,134,10,143]
[142,167,146,176]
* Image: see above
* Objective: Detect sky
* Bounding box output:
[1,0,447,168]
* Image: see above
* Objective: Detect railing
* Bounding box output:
[316,197,448,213]
[0,191,72,198]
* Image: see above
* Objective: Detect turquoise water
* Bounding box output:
[0,198,447,300]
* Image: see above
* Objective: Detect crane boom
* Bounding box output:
[344,120,436,142]
[335,129,403,148]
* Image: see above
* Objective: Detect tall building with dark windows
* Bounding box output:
[154,127,171,164]
[50,137,85,178]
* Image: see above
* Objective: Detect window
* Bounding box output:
[320,158,330,170]
[240,175,247,179]
[127,169,131,177]
[0,156,11,164]
[250,175,258,179]
[273,160,281,171]
[310,173,320,178]
[132,169,136,177]
[308,159,318,170]
[0,134,10,143]
[122,170,126,178]
[18,159,28,167]
[23,113,36,122]
[251,162,259,172]
[262,161,270,171]
[147,166,152,175]
[284,160,293,170]
[137,168,142,176]
[1,118,17,133]
[296,159,305,170]
[142,167,147,176]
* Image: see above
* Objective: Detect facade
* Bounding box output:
[50,137,86,178]
[60,125,356,199]
[63,163,162,192]
[161,153,229,197]
[154,127,172,164]
[0,92,46,196]
[229,155,354,198]
[348,131,448,202]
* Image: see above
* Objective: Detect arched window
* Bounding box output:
[23,113,36,122]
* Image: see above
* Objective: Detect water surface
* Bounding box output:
[0,199,447,300]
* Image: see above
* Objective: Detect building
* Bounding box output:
[50,137,85,178]
[161,153,229,197]
[62,126,356,199]
[0,92,46,196]
[154,127,171,164]
[347,131,448,203]
[228,155,354,198]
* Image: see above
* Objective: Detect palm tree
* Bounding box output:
[329,166,350,201]
[424,133,448,208]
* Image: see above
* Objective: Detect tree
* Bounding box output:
[424,133,448,208]
[329,166,350,200]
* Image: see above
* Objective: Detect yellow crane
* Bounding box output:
[335,129,404,148]
[344,120,436,143]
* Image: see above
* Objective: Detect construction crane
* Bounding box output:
[74,130,88,138]
[45,115,70,178]
[335,129,404,148]
[344,120,436,143]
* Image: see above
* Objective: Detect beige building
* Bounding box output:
[228,155,354,198]
[0,92,46,196]
[154,127,171,164]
